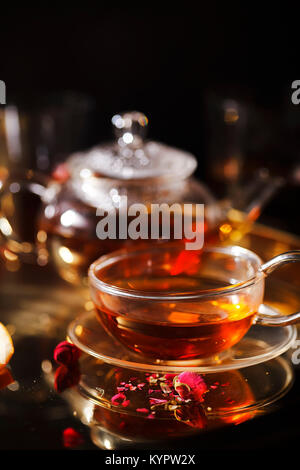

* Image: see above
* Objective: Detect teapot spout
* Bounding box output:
[218,169,285,243]
[229,168,284,221]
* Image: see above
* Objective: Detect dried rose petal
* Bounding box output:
[121,400,130,407]
[174,372,207,402]
[129,385,137,391]
[136,408,149,413]
[111,392,130,407]
[54,364,80,393]
[111,392,125,404]
[54,341,81,367]
[149,398,168,406]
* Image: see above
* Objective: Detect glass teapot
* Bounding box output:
[0,111,282,284]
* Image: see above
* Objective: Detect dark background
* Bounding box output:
[0,5,300,453]
[1,5,300,236]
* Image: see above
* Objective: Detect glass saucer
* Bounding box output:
[67,305,297,373]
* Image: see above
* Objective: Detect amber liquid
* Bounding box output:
[94,275,255,360]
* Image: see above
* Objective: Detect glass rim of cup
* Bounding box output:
[88,245,265,301]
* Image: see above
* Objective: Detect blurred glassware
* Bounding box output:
[0,92,95,173]
[0,92,96,262]
[0,110,283,283]
[204,92,286,198]
[204,93,248,198]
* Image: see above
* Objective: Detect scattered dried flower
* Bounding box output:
[174,372,207,402]
[62,427,84,448]
[111,392,129,406]
[54,341,81,367]
[54,364,80,393]
[136,408,149,413]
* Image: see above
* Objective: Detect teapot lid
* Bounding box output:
[67,111,197,181]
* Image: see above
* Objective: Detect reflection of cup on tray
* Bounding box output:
[89,245,300,361]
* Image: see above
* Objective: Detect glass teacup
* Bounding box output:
[89,245,300,360]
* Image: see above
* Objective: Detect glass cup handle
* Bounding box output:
[0,170,48,263]
[255,250,300,326]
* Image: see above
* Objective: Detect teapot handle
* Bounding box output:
[0,170,49,265]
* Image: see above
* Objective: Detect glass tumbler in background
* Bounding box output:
[0,92,96,266]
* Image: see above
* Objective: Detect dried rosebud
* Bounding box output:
[175,403,207,429]
[54,341,81,367]
[54,364,80,393]
[174,372,207,402]
[63,427,84,448]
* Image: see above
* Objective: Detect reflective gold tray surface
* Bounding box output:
[0,224,299,449]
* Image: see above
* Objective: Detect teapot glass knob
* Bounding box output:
[112,111,148,149]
